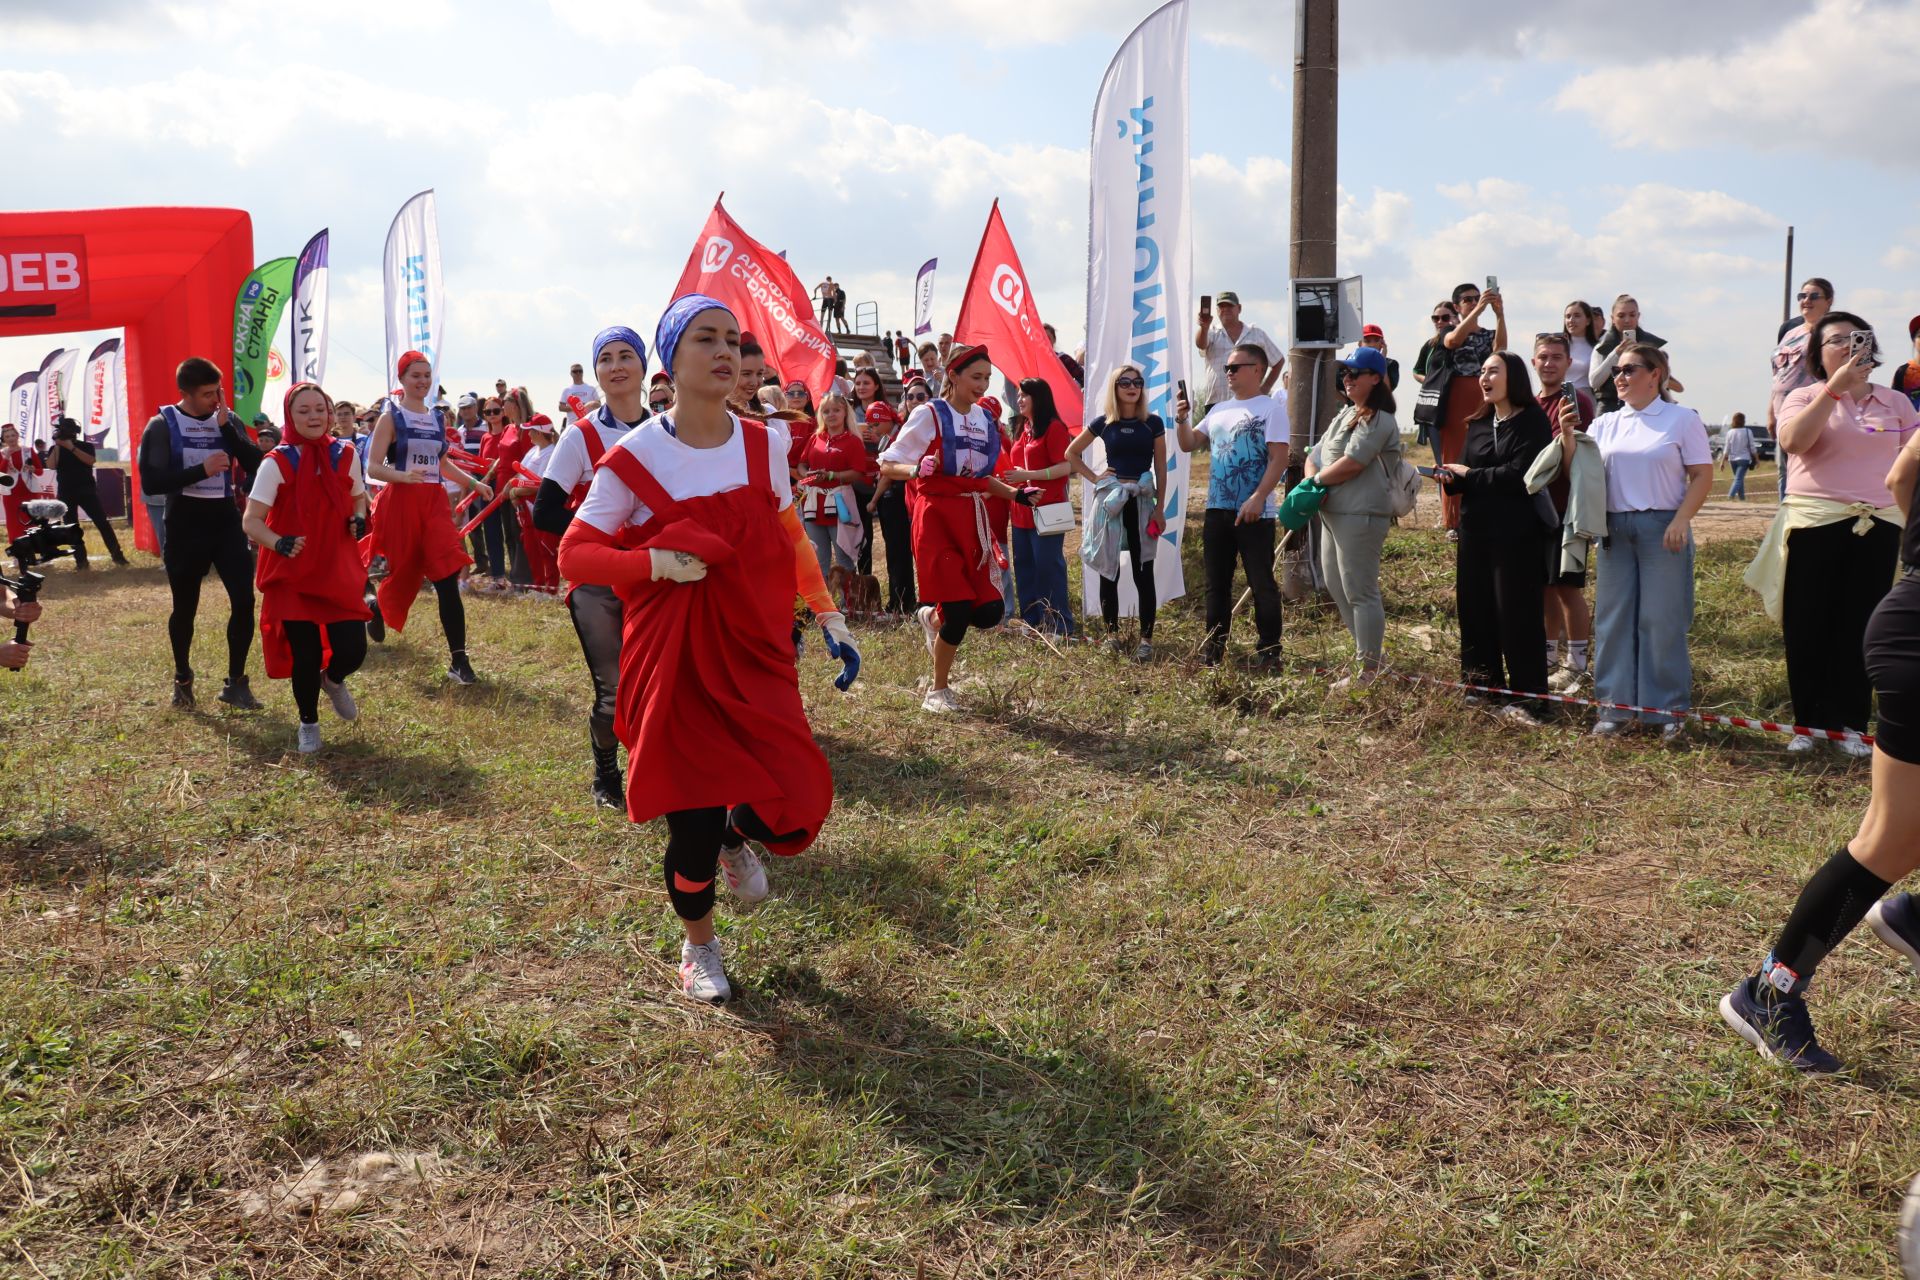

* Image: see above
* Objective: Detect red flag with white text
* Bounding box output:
[953,200,1083,428]
[672,196,836,401]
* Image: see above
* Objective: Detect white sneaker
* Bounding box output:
[1834,735,1874,760]
[1549,667,1584,693]
[1660,722,1687,747]
[679,939,731,1004]
[719,842,770,905]
[1498,704,1543,728]
[321,675,358,721]
[916,605,941,658]
[921,686,958,714]
[296,722,322,754]
[1591,719,1627,738]
[1786,734,1818,755]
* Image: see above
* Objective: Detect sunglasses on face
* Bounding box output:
[1432,313,1455,323]
[649,399,670,411]
[1613,364,1649,379]
[907,391,930,403]
[1338,369,1373,382]
[1115,377,1144,388]
[1224,362,1257,374]
[1797,291,1825,302]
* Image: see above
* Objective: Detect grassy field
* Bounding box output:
[3,497,1915,1279]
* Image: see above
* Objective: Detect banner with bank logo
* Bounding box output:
[291,228,329,385]
[81,337,123,452]
[912,258,937,336]
[231,256,295,425]
[672,195,837,401]
[953,200,1083,428]
[1083,0,1192,611]
[383,191,446,397]
[29,346,77,447]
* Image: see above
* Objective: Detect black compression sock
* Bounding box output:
[1760,846,1893,999]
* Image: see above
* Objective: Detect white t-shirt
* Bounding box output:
[544,411,642,496]
[878,401,998,477]
[575,414,794,534]
[248,445,367,505]
[1202,322,1283,406]
[1590,398,1712,512]
[560,382,597,414]
[1566,336,1595,391]
[1723,426,1755,464]
[520,442,554,491]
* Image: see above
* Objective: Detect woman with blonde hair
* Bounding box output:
[794,392,875,582]
[1067,361,1166,657]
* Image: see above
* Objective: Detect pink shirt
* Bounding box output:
[1779,384,1917,508]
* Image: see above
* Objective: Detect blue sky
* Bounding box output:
[1,0,1915,427]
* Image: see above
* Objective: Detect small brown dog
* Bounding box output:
[828,564,884,618]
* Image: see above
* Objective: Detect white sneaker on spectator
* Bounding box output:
[1660,722,1688,746]
[916,605,940,658]
[1591,719,1627,738]
[679,939,730,1004]
[321,675,358,721]
[921,687,958,714]
[1498,704,1543,728]
[296,722,322,754]
[1786,735,1818,755]
[719,842,769,905]
[1835,735,1874,759]
[1549,667,1584,693]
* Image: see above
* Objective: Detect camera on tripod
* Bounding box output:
[7,498,85,569]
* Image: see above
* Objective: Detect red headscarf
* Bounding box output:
[280,382,353,533]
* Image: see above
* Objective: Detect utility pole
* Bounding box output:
[1781,226,1795,325]
[1286,0,1339,469]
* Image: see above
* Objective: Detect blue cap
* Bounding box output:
[1339,346,1389,378]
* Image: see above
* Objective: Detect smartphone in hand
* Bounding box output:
[1484,275,1499,295]
[1848,330,1878,367]
[1416,465,1442,478]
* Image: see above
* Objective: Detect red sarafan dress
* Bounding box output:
[256,438,371,678]
[584,420,832,852]
[908,403,1006,608]
[367,402,471,630]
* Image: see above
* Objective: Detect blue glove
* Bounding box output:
[820,612,860,691]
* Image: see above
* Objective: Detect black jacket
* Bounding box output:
[136,409,263,514]
[1446,403,1553,538]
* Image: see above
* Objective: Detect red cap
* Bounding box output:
[1909,314,1920,339]
[978,395,1002,421]
[526,413,553,428]
[1361,323,1384,339]
[865,401,899,426]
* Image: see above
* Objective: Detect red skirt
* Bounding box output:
[606,444,831,855]
[909,479,1003,606]
[367,481,470,632]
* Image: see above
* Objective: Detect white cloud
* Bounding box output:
[1555,0,1920,167]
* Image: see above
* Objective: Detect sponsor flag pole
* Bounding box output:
[292,229,330,385]
[231,257,297,425]
[383,192,446,398]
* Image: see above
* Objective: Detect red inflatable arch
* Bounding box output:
[0,207,254,552]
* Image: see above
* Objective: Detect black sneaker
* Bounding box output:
[217,676,261,710]
[591,769,625,810]
[1719,976,1844,1074]
[447,652,477,685]
[1868,893,1920,979]
[171,678,194,709]
[366,599,386,644]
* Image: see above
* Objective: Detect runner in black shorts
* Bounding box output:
[1719,422,1920,1072]
[137,357,265,709]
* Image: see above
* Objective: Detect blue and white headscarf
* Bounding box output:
[591,325,647,373]
[654,294,736,381]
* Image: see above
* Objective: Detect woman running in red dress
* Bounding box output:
[240,383,372,753]
[558,294,858,1005]
[877,343,1036,712]
[363,352,491,683]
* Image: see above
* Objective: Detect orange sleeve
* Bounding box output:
[558,516,650,589]
[779,502,836,616]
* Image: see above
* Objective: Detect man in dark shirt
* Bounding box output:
[46,416,127,567]
[136,357,265,709]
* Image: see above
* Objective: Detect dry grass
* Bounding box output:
[2,498,1914,1278]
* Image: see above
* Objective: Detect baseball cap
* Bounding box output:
[977,395,1002,421]
[457,392,478,408]
[1361,323,1384,340]
[1338,347,1389,378]
[1216,290,1241,306]
[252,412,273,426]
[1909,314,1920,339]
[865,401,899,427]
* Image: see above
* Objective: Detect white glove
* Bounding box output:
[820,611,856,651]
[648,548,708,583]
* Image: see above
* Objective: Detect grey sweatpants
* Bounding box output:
[1318,509,1389,663]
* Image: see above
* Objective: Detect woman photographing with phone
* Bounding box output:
[1431,280,1505,537]
[1748,312,1915,755]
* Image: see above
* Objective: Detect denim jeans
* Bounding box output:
[1594,509,1694,725]
[1011,525,1075,635]
[1728,460,1751,500]
[804,518,853,578]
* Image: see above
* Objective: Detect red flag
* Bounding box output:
[672,195,836,401]
[953,200,1083,429]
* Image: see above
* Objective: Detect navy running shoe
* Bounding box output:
[1869,893,1920,980]
[1719,977,1843,1075]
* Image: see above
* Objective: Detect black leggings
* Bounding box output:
[432,573,467,654]
[936,598,1004,646]
[61,486,124,565]
[1865,573,1920,764]
[661,803,793,920]
[1098,494,1157,640]
[567,583,623,751]
[163,500,255,683]
[877,485,916,612]
[282,620,369,723]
